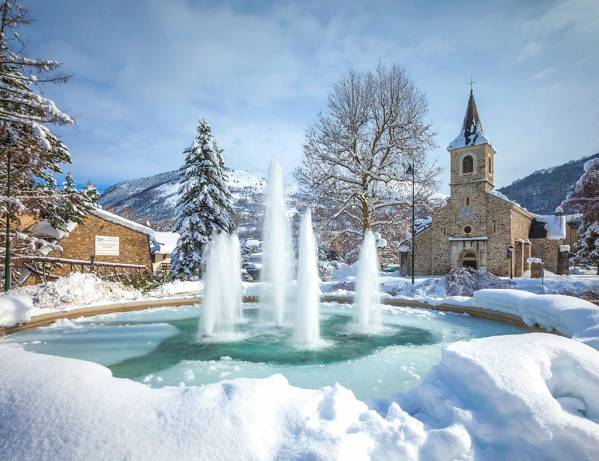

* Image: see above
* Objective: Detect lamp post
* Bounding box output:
[507,245,514,280]
[406,163,415,285]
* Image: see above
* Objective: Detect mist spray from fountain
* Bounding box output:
[198,232,242,338]
[293,209,321,347]
[353,230,382,333]
[260,158,293,326]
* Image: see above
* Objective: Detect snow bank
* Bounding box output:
[0,295,32,327]
[2,333,598,460]
[397,334,599,460]
[10,273,142,311]
[146,279,203,298]
[461,289,599,348]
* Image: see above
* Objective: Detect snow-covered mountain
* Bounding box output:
[100,168,267,232]
[498,152,599,214]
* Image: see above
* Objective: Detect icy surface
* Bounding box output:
[1,333,598,460]
[0,295,32,327]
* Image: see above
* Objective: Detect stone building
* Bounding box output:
[22,208,155,284]
[407,90,574,277]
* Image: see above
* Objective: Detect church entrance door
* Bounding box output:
[462,253,478,269]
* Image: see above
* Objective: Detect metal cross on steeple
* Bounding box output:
[468,76,475,91]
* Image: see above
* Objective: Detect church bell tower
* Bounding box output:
[447,90,496,196]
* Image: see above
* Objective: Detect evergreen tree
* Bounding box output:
[171,119,235,277]
[84,180,101,206]
[0,1,86,266]
[562,157,599,274]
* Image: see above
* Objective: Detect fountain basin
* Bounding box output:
[2,302,525,400]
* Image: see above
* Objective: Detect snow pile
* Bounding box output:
[0,295,32,327]
[331,262,359,281]
[445,267,513,296]
[146,279,203,298]
[10,273,142,311]
[384,277,447,298]
[2,333,598,459]
[397,334,599,460]
[464,289,599,348]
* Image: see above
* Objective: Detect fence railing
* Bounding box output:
[1,256,148,289]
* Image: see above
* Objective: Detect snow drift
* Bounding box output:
[0,295,32,327]
[1,333,598,460]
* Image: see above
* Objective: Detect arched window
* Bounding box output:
[488,156,493,174]
[462,155,474,174]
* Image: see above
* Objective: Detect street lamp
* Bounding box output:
[507,245,514,280]
[406,163,415,285]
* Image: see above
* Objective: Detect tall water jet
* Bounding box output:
[353,230,382,333]
[260,158,293,326]
[293,209,321,347]
[198,233,242,338]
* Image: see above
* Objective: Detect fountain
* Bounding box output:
[292,209,321,347]
[198,232,242,338]
[353,230,382,333]
[260,158,293,326]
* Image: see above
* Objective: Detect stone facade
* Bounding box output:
[410,90,572,277]
[51,213,152,267]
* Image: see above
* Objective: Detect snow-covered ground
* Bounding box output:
[2,269,599,458]
[1,333,597,460]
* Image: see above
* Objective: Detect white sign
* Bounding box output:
[95,235,120,256]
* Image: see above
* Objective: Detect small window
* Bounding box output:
[488,156,493,174]
[462,155,474,174]
[464,226,472,234]
[466,197,470,206]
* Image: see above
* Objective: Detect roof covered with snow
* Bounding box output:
[92,208,156,238]
[152,231,179,254]
[530,213,567,240]
[448,89,491,149]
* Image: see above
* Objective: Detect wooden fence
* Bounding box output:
[1,256,148,289]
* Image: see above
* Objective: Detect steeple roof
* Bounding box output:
[448,89,491,149]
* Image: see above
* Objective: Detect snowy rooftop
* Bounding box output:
[532,213,567,240]
[448,89,492,149]
[92,208,156,238]
[152,231,179,254]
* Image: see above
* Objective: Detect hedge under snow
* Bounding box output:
[1,333,598,460]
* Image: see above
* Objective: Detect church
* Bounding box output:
[410,90,576,277]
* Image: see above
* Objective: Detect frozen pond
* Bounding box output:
[2,303,525,400]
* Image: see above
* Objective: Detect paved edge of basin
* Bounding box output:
[0,293,549,336]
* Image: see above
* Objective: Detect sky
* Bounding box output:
[22,0,599,193]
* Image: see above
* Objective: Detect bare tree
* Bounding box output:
[295,64,440,261]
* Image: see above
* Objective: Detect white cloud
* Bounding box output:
[532,67,556,80]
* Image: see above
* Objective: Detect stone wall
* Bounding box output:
[530,238,563,274]
[51,214,152,268]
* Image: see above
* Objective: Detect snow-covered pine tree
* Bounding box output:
[562,157,599,274]
[84,180,101,206]
[0,1,87,282]
[171,120,235,278]
[43,172,96,229]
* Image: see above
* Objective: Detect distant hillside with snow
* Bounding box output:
[100,168,267,232]
[498,152,599,214]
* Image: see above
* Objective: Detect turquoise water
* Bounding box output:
[2,303,524,400]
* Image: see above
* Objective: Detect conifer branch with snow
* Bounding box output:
[171,119,235,278]
[562,157,599,274]
[0,1,89,281]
